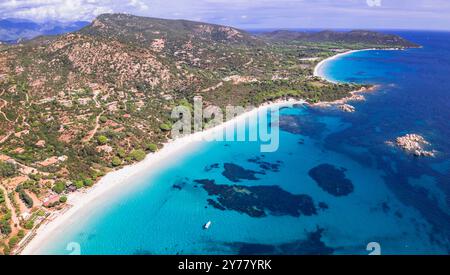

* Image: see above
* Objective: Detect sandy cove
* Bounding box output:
[19,98,304,255]
[313,48,404,82]
[312,48,404,109]
[314,49,363,82]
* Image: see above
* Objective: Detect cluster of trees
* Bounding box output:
[129,149,146,161]
[97,135,108,145]
[0,189,11,236]
[0,190,4,204]
[52,181,66,194]
[147,143,158,152]
[0,161,17,178]
[246,80,360,105]
[159,123,171,131]
[44,196,66,209]
[52,177,95,195]
[0,219,11,236]
[110,144,158,167]
[0,189,12,237]
[3,229,26,254]
[15,185,33,209]
[111,157,122,167]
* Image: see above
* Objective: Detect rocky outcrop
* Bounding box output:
[222,75,258,84]
[338,104,355,113]
[312,85,378,112]
[390,134,437,157]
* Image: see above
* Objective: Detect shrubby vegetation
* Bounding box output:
[159,123,171,131]
[147,143,158,152]
[130,149,146,161]
[83,178,94,187]
[97,135,108,145]
[0,161,17,178]
[0,189,12,235]
[52,181,66,194]
[111,156,122,166]
[74,180,84,189]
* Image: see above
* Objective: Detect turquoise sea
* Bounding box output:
[38,31,450,255]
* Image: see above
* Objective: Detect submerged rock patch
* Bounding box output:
[224,228,333,255]
[277,114,327,138]
[308,164,354,197]
[247,156,282,173]
[194,179,317,218]
[204,163,220,172]
[318,202,329,211]
[172,178,189,190]
[222,163,263,182]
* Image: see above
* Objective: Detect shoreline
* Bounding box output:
[311,85,380,109]
[312,47,404,109]
[19,98,303,255]
[313,48,404,82]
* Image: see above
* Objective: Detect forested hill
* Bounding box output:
[259,29,419,48]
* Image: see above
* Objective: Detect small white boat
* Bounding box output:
[203,221,212,230]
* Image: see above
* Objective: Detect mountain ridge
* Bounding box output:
[78,13,264,47]
[0,18,90,43]
[259,29,420,47]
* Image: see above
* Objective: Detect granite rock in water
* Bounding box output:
[277,114,327,138]
[391,134,437,157]
[338,104,356,113]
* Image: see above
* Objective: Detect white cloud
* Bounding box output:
[0,0,149,22]
[128,0,149,11]
[0,0,449,30]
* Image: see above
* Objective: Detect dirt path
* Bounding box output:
[0,99,11,122]
[82,110,105,142]
[201,82,223,92]
[0,130,13,144]
[92,90,101,108]
[244,57,254,67]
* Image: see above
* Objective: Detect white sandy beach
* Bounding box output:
[311,48,403,109]
[314,50,360,82]
[20,99,303,255]
[313,48,403,82]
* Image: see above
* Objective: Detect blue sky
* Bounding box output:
[0,0,449,30]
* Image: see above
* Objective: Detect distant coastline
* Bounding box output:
[313,48,405,82]
[312,48,406,109]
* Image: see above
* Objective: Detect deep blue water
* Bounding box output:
[38,31,450,255]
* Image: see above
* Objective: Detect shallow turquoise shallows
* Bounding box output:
[39,31,450,255]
